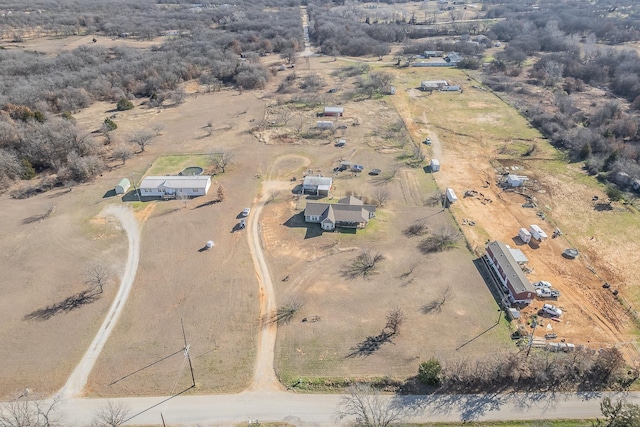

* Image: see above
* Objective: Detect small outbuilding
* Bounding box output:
[323,107,344,117]
[115,178,131,195]
[430,159,440,172]
[302,176,333,196]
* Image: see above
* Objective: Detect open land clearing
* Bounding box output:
[387,65,640,355]
[1,41,640,400]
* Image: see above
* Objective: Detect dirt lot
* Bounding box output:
[386,65,640,357]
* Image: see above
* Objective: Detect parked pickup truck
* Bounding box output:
[536,288,560,299]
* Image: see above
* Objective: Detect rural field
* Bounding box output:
[2,19,640,402]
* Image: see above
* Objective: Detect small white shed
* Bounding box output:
[446,188,458,204]
[518,227,532,243]
[529,224,548,241]
[115,178,130,195]
[430,159,440,172]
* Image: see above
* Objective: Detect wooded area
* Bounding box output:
[0,0,302,192]
[3,0,640,194]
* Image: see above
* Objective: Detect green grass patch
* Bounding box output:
[145,154,211,176]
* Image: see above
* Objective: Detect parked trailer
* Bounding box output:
[518,227,532,243]
[529,224,548,241]
[446,188,458,204]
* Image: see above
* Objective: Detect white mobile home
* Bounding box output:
[139,175,211,198]
[430,159,440,172]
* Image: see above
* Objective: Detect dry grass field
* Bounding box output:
[3,26,640,400]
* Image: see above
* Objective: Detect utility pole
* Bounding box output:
[526,316,538,358]
[131,173,141,202]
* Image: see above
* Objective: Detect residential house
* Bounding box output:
[304,196,376,231]
[444,51,463,66]
[139,175,212,198]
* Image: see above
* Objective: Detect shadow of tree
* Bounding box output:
[23,290,100,321]
[345,331,394,358]
[421,287,452,315]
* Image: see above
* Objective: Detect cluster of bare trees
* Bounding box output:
[440,347,629,392]
[0,395,130,427]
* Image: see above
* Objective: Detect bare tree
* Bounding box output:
[336,383,405,427]
[92,401,131,427]
[112,144,133,165]
[372,164,402,185]
[264,299,304,326]
[373,187,390,207]
[280,108,294,126]
[209,151,233,174]
[418,226,461,254]
[216,184,226,202]
[151,124,165,136]
[85,262,112,294]
[403,221,428,237]
[384,308,404,335]
[176,193,189,209]
[128,130,155,153]
[421,286,453,314]
[341,250,385,280]
[0,395,61,427]
[424,189,443,207]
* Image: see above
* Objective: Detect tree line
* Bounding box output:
[481,0,640,190]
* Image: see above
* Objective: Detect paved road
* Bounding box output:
[57,390,632,426]
[58,205,141,399]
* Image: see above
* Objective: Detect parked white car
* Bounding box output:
[534,280,552,289]
[541,303,562,317]
[242,208,251,217]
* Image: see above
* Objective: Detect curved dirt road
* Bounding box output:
[59,205,140,398]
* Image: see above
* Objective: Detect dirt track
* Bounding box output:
[59,205,140,398]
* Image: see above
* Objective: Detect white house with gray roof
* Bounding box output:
[139,175,211,198]
[304,196,376,231]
